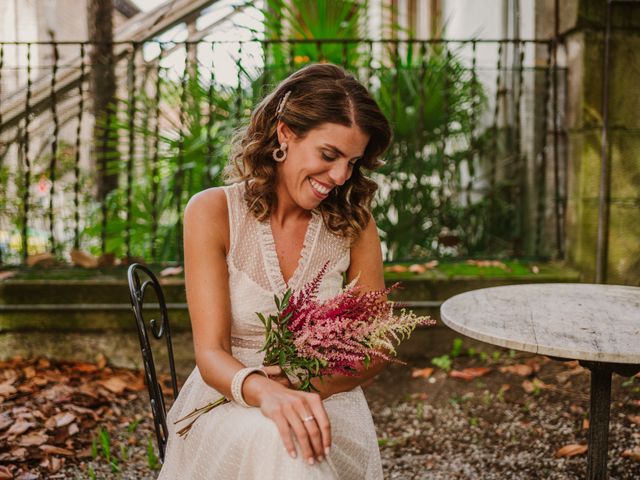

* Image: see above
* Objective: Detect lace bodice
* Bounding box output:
[223,181,351,355]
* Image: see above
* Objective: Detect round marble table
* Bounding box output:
[440,283,640,480]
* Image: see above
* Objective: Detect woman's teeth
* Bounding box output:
[309,177,331,196]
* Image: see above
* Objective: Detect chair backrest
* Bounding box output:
[127,263,179,463]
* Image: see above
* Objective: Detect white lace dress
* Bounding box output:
[157,181,383,479]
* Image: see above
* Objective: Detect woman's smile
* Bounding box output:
[308,177,332,199]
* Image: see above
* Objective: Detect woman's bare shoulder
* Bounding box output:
[184,187,230,254]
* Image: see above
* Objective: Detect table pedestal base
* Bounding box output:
[580,362,640,480]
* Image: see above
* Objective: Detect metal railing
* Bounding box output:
[0,38,566,265]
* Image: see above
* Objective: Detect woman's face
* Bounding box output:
[275,121,370,211]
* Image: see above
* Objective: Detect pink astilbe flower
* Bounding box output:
[278,262,435,378]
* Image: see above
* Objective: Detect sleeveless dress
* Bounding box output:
[157,181,384,479]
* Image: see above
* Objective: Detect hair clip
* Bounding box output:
[276,90,292,116]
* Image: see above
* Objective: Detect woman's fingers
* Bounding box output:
[283,403,321,465]
[261,365,282,376]
[292,401,326,462]
[271,413,297,459]
[306,392,332,455]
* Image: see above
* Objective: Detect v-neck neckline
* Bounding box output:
[259,210,321,294]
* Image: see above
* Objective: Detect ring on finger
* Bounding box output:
[301,415,315,423]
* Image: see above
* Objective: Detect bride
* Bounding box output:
[158,62,392,479]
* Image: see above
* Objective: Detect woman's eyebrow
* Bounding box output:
[321,143,363,160]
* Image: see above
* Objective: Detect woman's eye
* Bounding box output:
[322,153,337,161]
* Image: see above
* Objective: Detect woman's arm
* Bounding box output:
[183,189,331,463]
[309,213,390,400]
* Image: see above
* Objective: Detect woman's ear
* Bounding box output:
[276,120,294,145]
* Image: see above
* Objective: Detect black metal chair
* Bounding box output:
[127,263,179,463]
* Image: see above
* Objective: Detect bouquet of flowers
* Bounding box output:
[174,261,434,437]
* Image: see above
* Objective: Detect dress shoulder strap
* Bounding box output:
[222,181,246,262]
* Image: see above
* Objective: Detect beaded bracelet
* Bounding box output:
[230,367,269,407]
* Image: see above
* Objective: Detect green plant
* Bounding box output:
[450,338,464,358]
[90,437,98,459]
[98,427,120,473]
[88,466,97,480]
[86,70,236,260]
[372,42,490,260]
[147,437,159,470]
[431,354,452,372]
[262,0,368,72]
[127,418,142,433]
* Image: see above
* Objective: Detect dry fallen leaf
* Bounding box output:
[39,444,74,456]
[622,447,640,462]
[97,376,129,394]
[0,382,17,397]
[411,367,434,379]
[9,446,27,461]
[408,392,429,401]
[423,260,439,269]
[45,412,76,429]
[68,423,79,436]
[70,248,99,268]
[160,266,183,277]
[95,353,107,369]
[39,455,64,473]
[72,362,99,373]
[385,264,408,273]
[0,270,17,281]
[0,466,12,479]
[15,472,38,480]
[18,430,48,447]
[0,413,11,431]
[521,378,546,393]
[449,367,491,381]
[628,415,640,426]
[555,444,588,458]
[26,253,56,268]
[583,418,590,430]
[408,264,427,274]
[499,364,533,377]
[7,420,35,436]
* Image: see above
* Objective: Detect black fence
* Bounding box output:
[0,38,566,265]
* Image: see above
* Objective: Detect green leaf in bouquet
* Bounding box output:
[363,353,371,369]
[281,288,293,309]
[274,294,281,310]
[280,311,293,326]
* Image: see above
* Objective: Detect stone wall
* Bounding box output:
[537,0,640,285]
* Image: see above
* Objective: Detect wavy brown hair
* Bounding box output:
[222,63,392,243]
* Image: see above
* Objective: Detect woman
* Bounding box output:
[158,63,392,479]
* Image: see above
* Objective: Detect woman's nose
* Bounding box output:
[329,160,350,186]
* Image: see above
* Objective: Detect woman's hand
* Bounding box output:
[257,382,331,465]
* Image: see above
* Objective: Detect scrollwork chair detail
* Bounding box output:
[127,263,179,463]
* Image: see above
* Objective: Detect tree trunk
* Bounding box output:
[87,0,118,200]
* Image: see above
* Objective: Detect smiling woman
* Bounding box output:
[223,63,392,243]
[158,63,393,480]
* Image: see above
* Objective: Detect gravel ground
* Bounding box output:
[7,351,640,479]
